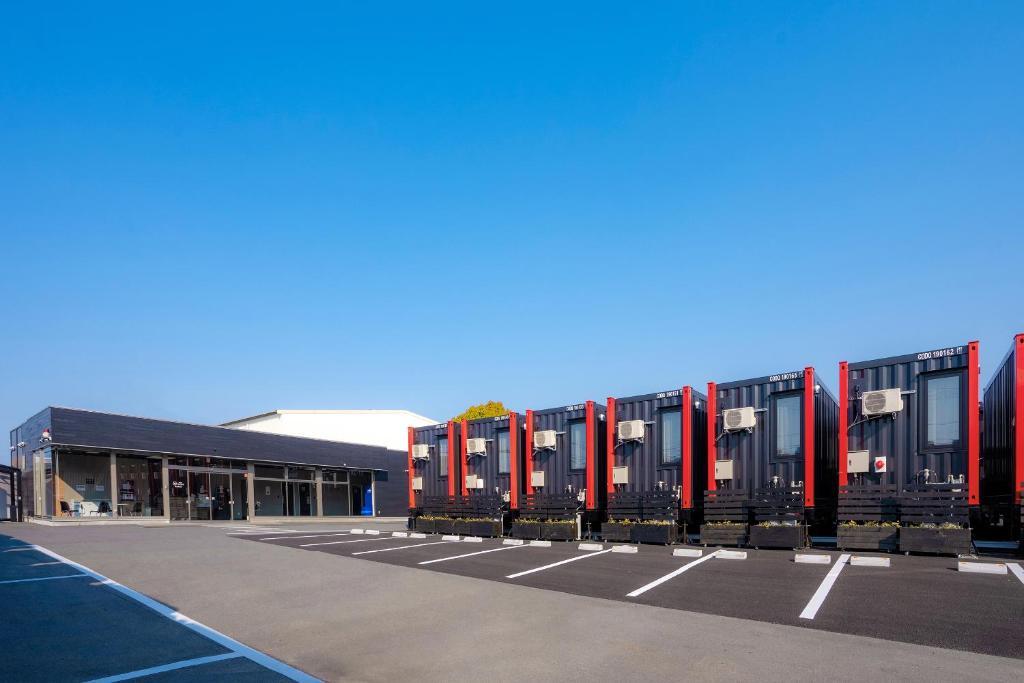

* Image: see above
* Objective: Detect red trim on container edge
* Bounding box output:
[525,410,534,494]
[585,401,595,510]
[447,422,456,498]
[803,367,815,509]
[1015,335,1024,505]
[509,412,519,510]
[682,386,693,509]
[838,362,848,487]
[606,397,616,495]
[407,426,415,510]
[968,341,980,505]
[706,382,717,492]
[460,419,469,497]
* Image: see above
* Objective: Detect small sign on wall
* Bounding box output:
[95,484,105,492]
[265,485,272,495]
[75,484,86,492]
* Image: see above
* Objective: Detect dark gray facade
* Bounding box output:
[525,401,607,512]
[981,335,1022,534]
[409,422,459,511]
[461,413,525,510]
[608,387,708,521]
[10,407,409,518]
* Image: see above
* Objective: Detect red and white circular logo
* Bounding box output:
[874,458,886,472]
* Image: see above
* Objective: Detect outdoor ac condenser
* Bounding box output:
[534,430,557,449]
[466,438,487,455]
[411,444,430,460]
[722,407,756,431]
[617,420,645,441]
[861,388,904,416]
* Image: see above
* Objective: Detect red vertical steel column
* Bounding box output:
[585,401,596,510]
[605,397,616,495]
[803,367,816,509]
[460,419,469,497]
[509,412,520,510]
[706,382,717,492]
[968,341,980,505]
[525,410,534,494]
[447,422,456,498]
[838,361,848,486]
[407,427,415,510]
[682,386,693,510]
[1016,335,1024,505]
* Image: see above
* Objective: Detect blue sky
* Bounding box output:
[2,3,1022,432]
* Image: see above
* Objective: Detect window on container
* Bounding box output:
[497,430,510,474]
[773,394,802,459]
[659,409,682,465]
[569,421,587,471]
[923,372,961,448]
[438,437,448,477]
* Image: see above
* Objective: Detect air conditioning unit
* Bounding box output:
[847,450,870,474]
[612,466,629,485]
[617,420,645,441]
[534,430,557,449]
[411,444,430,460]
[714,460,734,481]
[530,471,545,488]
[722,407,756,431]
[466,438,487,455]
[411,477,423,491]
[861,388,904,416]
[465,474,484,490]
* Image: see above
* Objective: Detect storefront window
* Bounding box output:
[115,456,162,517]
[58,452,113,517]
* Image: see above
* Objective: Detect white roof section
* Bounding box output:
[221,409,437,452]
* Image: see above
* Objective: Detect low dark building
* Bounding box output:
[10,407,408,522]
[407,421,459,517]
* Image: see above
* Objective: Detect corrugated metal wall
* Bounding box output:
[981,338,1018,509]
[463,413,523,500]
[813,370,840,515]
[609,387,707,513]
[712,372,807,492]
[411,422,459,509]
[846,346,971,489]
[528,402,606,509]
[376,450,410,516]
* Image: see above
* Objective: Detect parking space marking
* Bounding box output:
[260,533,352,541]
[1009,563,1024,585]
[83,653,244,682]
[27,544,319,682]
[506,549,614,578]
[626,551,720,597]
[0,574,88,585]
[799,553,851,620]
[351,541,455,556]
[300,537,396,548]
[419,544,528,565]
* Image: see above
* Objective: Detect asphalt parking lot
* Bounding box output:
[241,528,1024,660]
[3,522,1022,682]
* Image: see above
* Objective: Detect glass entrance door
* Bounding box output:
[230,472,247,520]
[188,471,211,520]
[210,472,231,520]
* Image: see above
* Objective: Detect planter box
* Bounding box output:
[602,523,632,542]
[470,520,502,538]
[413,517,436,534]
[631,524,679,545]
[433,518,456,535]
[541,521,578,541]
[899,527,972,555]
[511,520,541,539]
[700,524,748,547]
[453,519,472,535]
[837,526,898,552]
[748,525,805,550]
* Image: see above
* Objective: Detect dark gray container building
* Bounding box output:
[981,334,1023,541]
[606,387,708,533]
[460,413,525,510]
[704,368,838,546]
[407,421,459,516]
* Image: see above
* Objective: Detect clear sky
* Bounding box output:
[2,3,1022,433]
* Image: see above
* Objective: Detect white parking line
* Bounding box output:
[259,533,352,541]
[0,574,88,585]
[28,544,317,682]
[1009,563,1024,586]
[419,544,528,565]
[300,537,394,548]
[506,549,614,578]
[799,553,851,620]
[352,541,455,556]
[83,653,244,682]
[626,551,720,597]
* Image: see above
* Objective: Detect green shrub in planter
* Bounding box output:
[700,522,748,547]
[837,521,898,552]
[748,522,804,549]
[602,520,633,542]
[630,521,679,545]
[511,519,542,539]
[541,519,578,541]
[899,524,971,555]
